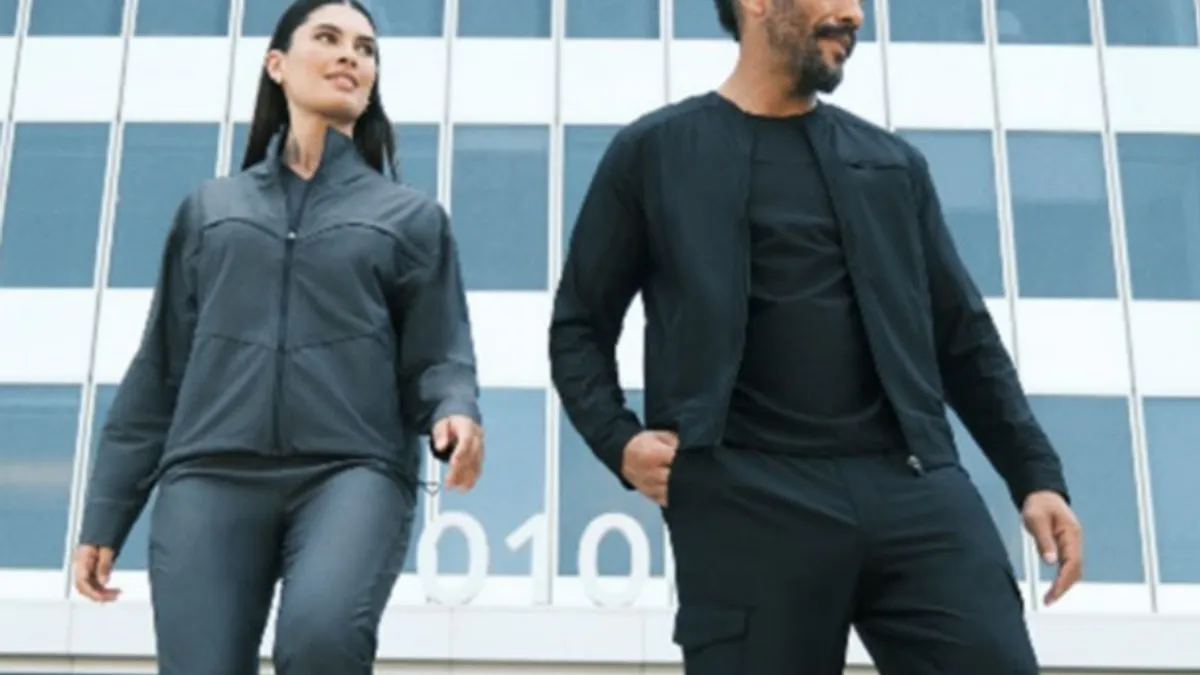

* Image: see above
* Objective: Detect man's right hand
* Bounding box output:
[73,544,120,602]
[621,430,680,506]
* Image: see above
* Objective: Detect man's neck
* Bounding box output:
[718,56,816,118]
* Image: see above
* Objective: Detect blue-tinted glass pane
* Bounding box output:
[1117,133,1200,301]
[245,0,442,36]
[900,130,1004,297]
[458,0,551,37]
[438,389,545,577]
[0,385,79,569]
[996,0,1091,44]
[29,0,125,35]
[1031,396,1143,583]
[110,124,220,289]
[89,386,152,570]
[363,0,445,36]
[450,125,549,291]
[136,0,229,35]
[949,411,1025,579]
[563,125,618,256]
[394,123,439,199]
[557,391,665,577]
[1143,397,1200,583]
[889,0,983,42]
[0,0,17,34]
[1102,0,1198,46]
[672,0,876,41]
[0,124,110,288]
[567,0,659,38]
[1008,132,1115,298]
[672,0,725,38]
[230,122,251,174]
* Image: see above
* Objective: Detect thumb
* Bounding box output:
[432,418,451,451]
[1028,515,1058,565]
[97,548,115,585]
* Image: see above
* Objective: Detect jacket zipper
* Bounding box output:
[272,182,313,453]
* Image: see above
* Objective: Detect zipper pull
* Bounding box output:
[906,455,925,476]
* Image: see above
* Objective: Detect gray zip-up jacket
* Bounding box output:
[79,128,481,554]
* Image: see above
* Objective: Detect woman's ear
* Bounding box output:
[264,50,285,86]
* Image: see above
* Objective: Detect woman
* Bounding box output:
[71,1,484,673]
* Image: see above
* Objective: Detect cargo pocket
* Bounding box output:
[673,604,749,675]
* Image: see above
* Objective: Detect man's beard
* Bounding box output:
[788,43,844,98]
[766,10,856,99]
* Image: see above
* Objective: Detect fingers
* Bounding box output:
[647,465,670,507]
[1025,513,1058,567]
[431,418,451,453]
[1045,518,1084,606]
[73,546,120,603]
[443,417,483,492]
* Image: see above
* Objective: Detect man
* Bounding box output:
[549,0,1084,673]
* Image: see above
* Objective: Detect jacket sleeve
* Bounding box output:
[78,197,198,556]
[395,202,482,435]
[549,129,647,490]
[911,150,1070,509]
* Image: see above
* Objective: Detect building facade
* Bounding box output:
[0,0,1198,672]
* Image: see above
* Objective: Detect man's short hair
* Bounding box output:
[713,0,740,41]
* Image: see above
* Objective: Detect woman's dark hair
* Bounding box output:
[241,0,397,175]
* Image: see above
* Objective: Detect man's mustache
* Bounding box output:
[814,22,857,56]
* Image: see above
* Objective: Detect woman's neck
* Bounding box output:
[282,114,352,179]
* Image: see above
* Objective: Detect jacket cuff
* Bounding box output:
[597,418,643,491]
[1010,465,1071,510]
[78,499,141,556]
[431,397,482,427]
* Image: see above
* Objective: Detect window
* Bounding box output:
[889,0,983,43]
[672,0,876,41]
[1007,132,1115,298]
[0,0,17,34]
[450,125,550,291]
[458,0,551,37]
[0,385,80,569]
[89,386,153,570]
[438,389,545,579]
[1117,133,1200,301]
[567,0,659,39]
[394,124,440,200]
[672,0,725,39]
[900,130,1005,297]
[244,0,446,37]
[557,391,666,579]
[996,0,1092,44]
[1102,0,1198,46]
[1142,397,1200,584]
[229,122,251,174]
[28,0,125,35]
[135,0,229,35]
[110,124,221,289]
[1030,396,1144,584]
[949,411,1025,579]
[562,125,618,257]
[0,123,110,288]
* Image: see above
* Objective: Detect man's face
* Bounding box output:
[762,0,862,97]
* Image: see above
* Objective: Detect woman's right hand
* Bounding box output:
[73,544,121,602]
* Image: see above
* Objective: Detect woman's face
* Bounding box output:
[266,3,378,127]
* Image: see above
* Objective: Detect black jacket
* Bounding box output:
[549,94,1068,508]
[80,128,481,553]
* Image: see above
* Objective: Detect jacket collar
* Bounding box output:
[249,124,368,185]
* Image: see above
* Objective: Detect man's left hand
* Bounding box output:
[1022,490,1083,606]
[433,415,484,492]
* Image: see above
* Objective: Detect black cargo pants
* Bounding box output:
[664,446,1040,675]
[145,455,418,675]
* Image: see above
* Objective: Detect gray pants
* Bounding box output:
[147,455,418,675]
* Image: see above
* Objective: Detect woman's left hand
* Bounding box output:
[432,414,484,491]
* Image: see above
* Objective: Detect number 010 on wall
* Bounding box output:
[411,512,676,608]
